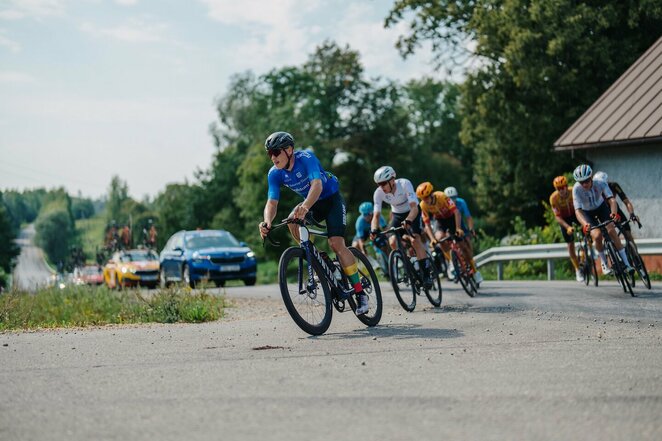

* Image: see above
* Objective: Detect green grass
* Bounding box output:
[0,285,225,331]
[76,217,106,263]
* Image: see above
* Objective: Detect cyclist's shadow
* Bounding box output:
[320,324,463,340]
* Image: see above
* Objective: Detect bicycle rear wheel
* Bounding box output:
[627,241,651,289]
[389,249,417,312]
[278,247,333,335]
[607,242,633,296]
[349,247,383,326]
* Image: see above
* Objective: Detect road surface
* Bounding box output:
[11,224,54,291]
[1,278,661,440]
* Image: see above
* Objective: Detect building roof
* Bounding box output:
[554,36,662,151]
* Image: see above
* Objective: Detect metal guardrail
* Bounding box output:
[474,238,662,280]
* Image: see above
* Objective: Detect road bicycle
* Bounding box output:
[588,218,634,296]
[616,218,651,290]
[365,235,390,280]
[378,226,442,312]
[429,243,448,281]
[576,229,598,287]
[265,217,383,335]
[439,234,478,297]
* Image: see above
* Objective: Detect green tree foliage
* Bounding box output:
[34,193,76,265]
[106,175,129,225]
[153,183,202,246]
[71,197,95,220]
[386,0,662,233]
[205,41,469,257]
[0,193,20,288]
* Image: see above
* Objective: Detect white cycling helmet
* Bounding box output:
[374,166,396,184]
[573,164,593,182]
[444,186,458,198]
[593,171,608,182]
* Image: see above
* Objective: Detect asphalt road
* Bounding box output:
[1,277,661,441]
[11,225,54,291]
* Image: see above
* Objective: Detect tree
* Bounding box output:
[106,175,129,225]
[35,208,75,265]
[386,0,662,233]
[0,193,20,288]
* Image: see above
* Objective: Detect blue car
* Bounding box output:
[159,229,257,288]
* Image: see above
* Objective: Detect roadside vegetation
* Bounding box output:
[0,285,225,331]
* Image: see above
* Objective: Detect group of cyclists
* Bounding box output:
[550,164,641,282]
[258,131,480,317]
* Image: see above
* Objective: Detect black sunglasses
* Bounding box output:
[267,148,283,158]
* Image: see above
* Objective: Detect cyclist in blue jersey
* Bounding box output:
[352,201,387,256]
[258,131,369,315]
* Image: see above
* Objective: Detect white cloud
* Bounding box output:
[0,71,35,83]
[0,32,21,52]
[115,0,138,5]
[0,0,65,20]
[200,0,323,68]
[80,17,168,43]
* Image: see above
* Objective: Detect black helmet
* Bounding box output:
[265,131,294,151]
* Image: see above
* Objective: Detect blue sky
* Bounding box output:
[0,0,441,199]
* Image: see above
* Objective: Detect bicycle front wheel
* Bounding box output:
[451,250,474,297]
[278,247,333,335]
[349,247,383,326]
[424,252,442,307]
[389,249,416,312]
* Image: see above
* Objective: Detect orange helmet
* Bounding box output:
[416,182,434,199]
[553,176,567,189]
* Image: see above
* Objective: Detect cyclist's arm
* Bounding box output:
[263,199,278,225]
[607,196,619,217]
[301,179,322,211]
[424,222,435,243]
[454,209,462,232]
[406,201,419,223]
[575,208,590,229]
[371,211,381,231]
[555,214,572,230]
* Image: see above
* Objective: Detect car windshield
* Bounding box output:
[120,251,159,262]
[185,232,239,249]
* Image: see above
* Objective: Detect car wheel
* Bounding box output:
[243,277,256,286]
[183,264,195,288]
[214,280,225,287]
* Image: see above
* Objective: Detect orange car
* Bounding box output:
[103,249,160,289]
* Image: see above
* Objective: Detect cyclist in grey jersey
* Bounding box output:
[572,164,633,275]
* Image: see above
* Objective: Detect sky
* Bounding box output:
[0,0,442,200]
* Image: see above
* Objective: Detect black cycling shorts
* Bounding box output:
[390,207,423,235]
[559,214,579,243]
[433,216,457,235]
[583,201,611,227]
[299,191,346,238]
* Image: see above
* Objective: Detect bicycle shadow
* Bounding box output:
[432,304,519,314]
[319,323,464,340]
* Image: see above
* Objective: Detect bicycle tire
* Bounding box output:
[348,247,383,326]
[278,246,333,335]
[451,250,474,297]
[468,275,479,296]
[627,241,651,290]
[389,249,416,312]
[376,248,390,280]
[607,242,634,296]
[424,252,442,307]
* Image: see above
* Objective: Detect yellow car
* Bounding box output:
[103,249,160,289]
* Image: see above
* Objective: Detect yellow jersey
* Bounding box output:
[420,191,457,224]
[549,189,574,218]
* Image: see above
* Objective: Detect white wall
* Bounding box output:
[586,144,662,238]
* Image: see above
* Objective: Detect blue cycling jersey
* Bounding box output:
[453,197,472,233]
[354,215,386,240]
[267,150,339,200]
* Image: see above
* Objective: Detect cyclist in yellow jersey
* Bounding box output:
[417,182,481,283]
[549,176,583,282]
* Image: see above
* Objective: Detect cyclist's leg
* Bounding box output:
[561,215,580,272]
[286,203,304,243]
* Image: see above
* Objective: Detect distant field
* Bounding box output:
[76,217,106,263]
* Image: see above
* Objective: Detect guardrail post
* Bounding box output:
[497,262,504,281]
[547,259,554,281]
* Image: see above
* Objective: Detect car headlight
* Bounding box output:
[246,251,255,258]
[121,267,127,274]
[192,251,210,262]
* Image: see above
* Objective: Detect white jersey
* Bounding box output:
[572,179,613,211]
[373,178,418,214]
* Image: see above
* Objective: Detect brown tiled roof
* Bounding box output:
[554,36,662,151]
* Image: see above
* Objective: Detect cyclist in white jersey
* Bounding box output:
[572,164,633,275]
[370,165,433,287]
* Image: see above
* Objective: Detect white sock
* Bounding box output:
[598,250,607,263]
[618,248,630,266]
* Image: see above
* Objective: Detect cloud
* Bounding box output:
[0,32,20,52]
[80,17,168,43]
[115,0,138,5]
[0,0,66,20]
[0,71,35,83]
[200,0,323,68]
